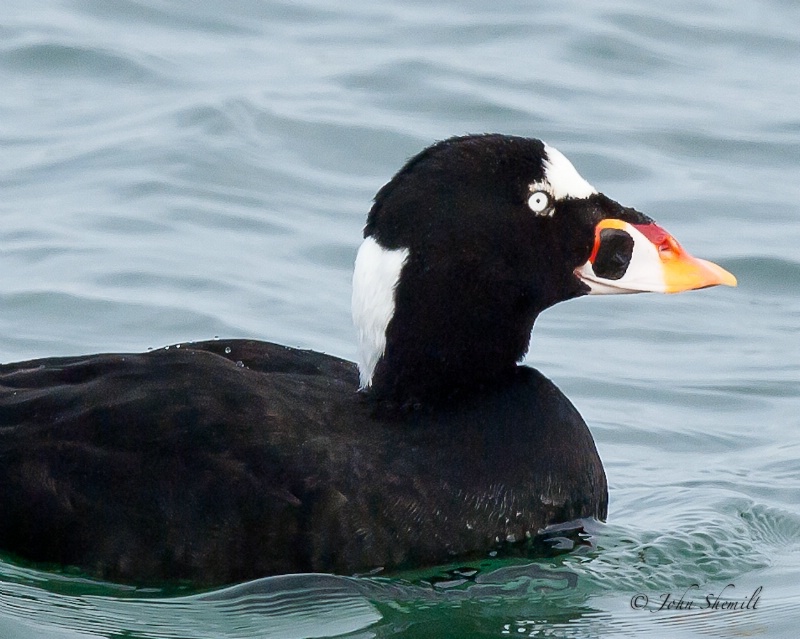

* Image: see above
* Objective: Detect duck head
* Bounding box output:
[352,135,735,405]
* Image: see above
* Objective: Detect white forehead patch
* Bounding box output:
[542,143,597,200]
[352,236,409,388]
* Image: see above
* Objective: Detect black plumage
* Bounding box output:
[0,134,672,586]
[0,339,604,585]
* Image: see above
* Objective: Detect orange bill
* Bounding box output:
[576,218,737,294]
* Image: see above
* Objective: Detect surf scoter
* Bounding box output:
[0,134,735,586]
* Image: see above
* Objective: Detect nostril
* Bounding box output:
[658,236,681,258]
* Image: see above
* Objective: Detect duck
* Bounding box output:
[0,134,736,586]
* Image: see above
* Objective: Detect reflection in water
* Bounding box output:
[0,571,380,639]
[1,499,797,639]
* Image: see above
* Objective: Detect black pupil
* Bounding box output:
[593,228,634,280]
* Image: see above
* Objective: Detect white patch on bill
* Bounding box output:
[352,236,409,388]
[576,223,666,294]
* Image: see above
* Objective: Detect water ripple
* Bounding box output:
[0,42,163,84]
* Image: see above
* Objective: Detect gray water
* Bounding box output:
[1,1,798,637]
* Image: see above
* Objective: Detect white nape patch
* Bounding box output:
[542,143,597,200]
[352,236,409,388]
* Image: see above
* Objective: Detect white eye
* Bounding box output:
[527,190,551,214]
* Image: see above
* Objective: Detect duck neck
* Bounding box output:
[354,239,559,408]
